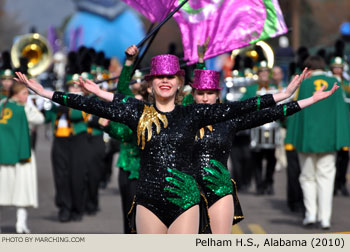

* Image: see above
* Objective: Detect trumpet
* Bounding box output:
[11,33,53,76]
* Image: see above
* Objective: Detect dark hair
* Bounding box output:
[304,55,326,70]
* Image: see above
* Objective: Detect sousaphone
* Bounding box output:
[231,41,274,70]
[11,33,53,76]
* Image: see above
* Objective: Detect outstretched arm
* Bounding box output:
[232,83,339,132]
[50,91,142,130]
[15,71,113,102]
[190,94,276,128]
[233,102,301,132]
[191,81,339,129]
[272,68,310,103]
[297,83,339,108]
[15,72,141,128]
[75,77,114,101]
[15,72,54,99]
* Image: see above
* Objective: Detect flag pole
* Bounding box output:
[95,23,156,85]
[131,28,160,76]
[97,1,189,84]
[130,22,158,76]
[136,0,189,48]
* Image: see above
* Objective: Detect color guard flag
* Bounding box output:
[121,0,177,22]
[122,0,288,64]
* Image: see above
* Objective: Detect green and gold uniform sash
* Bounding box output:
[0,100,31,164]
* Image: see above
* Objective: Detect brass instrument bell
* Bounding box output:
[11,33,53,76]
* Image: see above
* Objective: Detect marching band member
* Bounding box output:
[240,61,280,195]
[0,51,14,99]
[329,57,350,197]
[0,81,44,233]
[288,56,350,229]
[44,52,90,222]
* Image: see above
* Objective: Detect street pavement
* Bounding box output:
[1,126,349,234]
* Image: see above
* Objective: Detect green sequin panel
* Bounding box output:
[164,168,200,210]
[203,159,233,197]
[107,121,134,142]
[116,142,140,179]
[117,65,134,97]
[106,122,140,179]
[122,95,131,103]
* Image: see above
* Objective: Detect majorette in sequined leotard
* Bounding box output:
[52,91,276,228]
[190,99,301,225]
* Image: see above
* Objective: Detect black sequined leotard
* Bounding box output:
[52,91,275,229]
[192,101,301,225]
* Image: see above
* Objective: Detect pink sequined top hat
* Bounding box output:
[191,69,222,90]
[144,54,185,81]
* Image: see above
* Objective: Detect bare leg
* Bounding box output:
[136,205,167,234]
[168,205,199,234]
[208,195,234,234]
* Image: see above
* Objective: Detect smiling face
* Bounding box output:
[151,75,183,102]
[193,89,219,104]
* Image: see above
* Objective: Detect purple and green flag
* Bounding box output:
[122,0,287,64]
[121,0,177,22]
